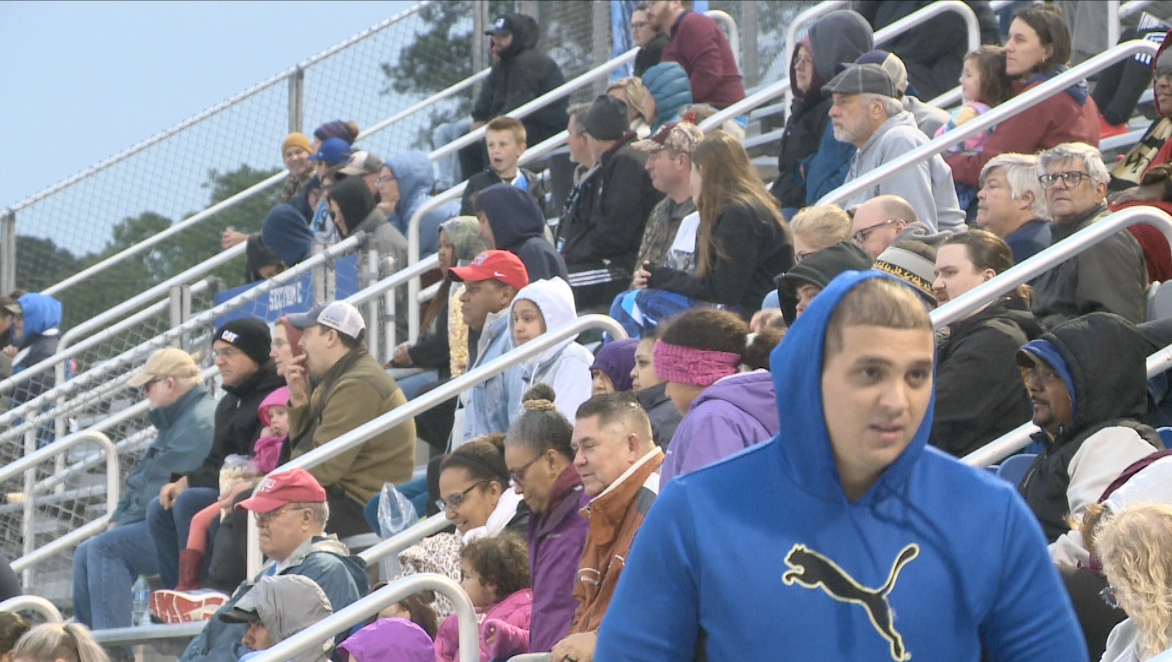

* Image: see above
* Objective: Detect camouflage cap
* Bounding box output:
[633,121,705,156]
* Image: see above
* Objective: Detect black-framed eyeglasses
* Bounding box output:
[509,453,544,485]
[1038,171,1090,190]
[1100,585,1119,609]
[435,480,487,512]
[139,376,166,397]
[852,219,897,244]
[630,20,648,29]
[212,346,242,360]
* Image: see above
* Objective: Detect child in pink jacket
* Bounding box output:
[435,534,532,661]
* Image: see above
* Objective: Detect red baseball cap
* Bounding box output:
[236,469,326,513]
[449,250,529,291]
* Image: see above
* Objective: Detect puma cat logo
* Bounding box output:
[782,543,920,661]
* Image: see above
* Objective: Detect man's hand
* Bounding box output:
[286,354,310,407]
[159,475,188,510]
[550,631,597,662]
[632,261,652,289]
[392,342,413,367]
[221,229,249,250]
[1,345,15,359]
[218,480,254,510]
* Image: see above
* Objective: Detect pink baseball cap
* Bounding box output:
[236,469,326,513]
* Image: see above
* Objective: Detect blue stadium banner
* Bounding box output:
[213,253,361,326]
[609,0,707,80]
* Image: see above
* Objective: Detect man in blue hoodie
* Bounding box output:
[4,292,63,405]
[382,151,461,259]
[476,183,568,283]
[594,272,1086,661]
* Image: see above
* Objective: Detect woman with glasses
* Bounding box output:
[435,436,528,542]
[503,383,589,653]
[1097,502,1172,662]
[945,4,1100,190]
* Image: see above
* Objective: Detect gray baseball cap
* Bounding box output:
[822,63,898,98]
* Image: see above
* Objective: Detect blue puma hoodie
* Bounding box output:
[384,151,461,258]
[9,293,63,404]
[594,271,1087,662]
[478,183,568,282]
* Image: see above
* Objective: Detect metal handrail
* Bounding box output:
[0,430,120,518]
[39,67,490,302]
[0,233,364,431]
[818,39,1160,207]
[963,342,1172,468]
[699,1,980,135]
[248,574,477,662]
[358,513,449,565]
[0,596,63,622]
[91,621,207,646]
[0,278,213,398]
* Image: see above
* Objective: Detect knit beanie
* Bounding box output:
[313,120,358,145]
[281,132,311,156]
[214,317,272,367]
[582,94,630,140]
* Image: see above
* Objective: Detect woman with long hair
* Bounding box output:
[614,132,793,337]
[944,4,1100,188]
[1097,503,1172,661]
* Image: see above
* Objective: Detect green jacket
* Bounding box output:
[288,346,415,504]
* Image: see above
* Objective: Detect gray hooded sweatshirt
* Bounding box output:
[226,574,334,662]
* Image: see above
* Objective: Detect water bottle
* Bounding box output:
[131,574,151,627]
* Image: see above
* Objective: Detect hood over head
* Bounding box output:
[775,241,873,325]
[258,386,290,427]
[790,35,827,99]
[768,270,934,503]
[591,338,638,392]
[13,293,62,344]
[385,150,436,221]
[477,183,546,250]
[494,13,538,61]
[440,216,490,265]
[691,369,777,427]
[808,10,874,86]
[1021,312,1148,434]
[1154,30,1172,117]
[327,176,376,238]
[261,203,314,268]
[336,617,435,662]
[221,574,333,662]
[508,277,577,366]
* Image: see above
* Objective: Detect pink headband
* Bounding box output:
[652,339,740,386]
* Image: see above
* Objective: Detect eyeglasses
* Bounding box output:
[509,454,544,485]
[630,20,648,29]
[1038,171,1090,189]
[212,347,242,360]
[375,175,394,186]
[435,480,487,512]
[1022,366,1062,384]
[852,219,897,244]
[139,377,166,396]
[795,250,816,264]
[253,505,302,526]
[1100,585,1119,609]
[794,55,814,67]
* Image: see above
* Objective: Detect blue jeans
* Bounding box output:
[146,487,218,589]
[72,520,158,629]
[396,370,439,401]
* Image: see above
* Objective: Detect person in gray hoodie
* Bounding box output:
[218,575,334,662]
[826,63,966,232]
[849,194,952,259]
[381,151,461,258]
[476,183,568,282]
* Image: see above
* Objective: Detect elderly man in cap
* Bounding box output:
[148,317,284,593]
[556,94,663,309]
[173,468,367,662]
[218,574,334,662]
[336,151,384,197]
[285,300,416,537]
[72,348,215,630]
[827,63,965,233]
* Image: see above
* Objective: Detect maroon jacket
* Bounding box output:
[660,10,745,109]
[526,464,590,652]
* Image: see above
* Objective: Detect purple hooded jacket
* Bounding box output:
[660,370,779,485]
[527,464,590,652]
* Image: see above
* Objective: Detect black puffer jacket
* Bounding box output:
[770,10,873,208]
[1018,313,1163,542]
[186,360,285,489]
[471,14,567,146]
[930,297,1042,458]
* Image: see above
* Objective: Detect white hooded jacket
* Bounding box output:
[507,277,594,421]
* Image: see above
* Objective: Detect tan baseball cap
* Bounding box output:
[127,348,201,387]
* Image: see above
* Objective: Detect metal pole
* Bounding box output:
[0,211,14,296]
[20,430,35,588]
[742,2,759,89]
[0,596,63,622]
[592,0,611,96]
[180,283,192,351]
[287,66,305,134]
[168,285,183,335]
[473,0,489,94]
[312,243,326,305]
[364,249,379,358]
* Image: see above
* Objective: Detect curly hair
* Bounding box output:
[1097,503,1172,658]
[462,533,531,601]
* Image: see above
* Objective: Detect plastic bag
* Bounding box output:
[218,454,254,494]
[378,482,418,538]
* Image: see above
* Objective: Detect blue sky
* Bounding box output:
[0,0,416,207]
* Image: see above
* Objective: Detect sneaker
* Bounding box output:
[1100,113,1129,139]
[150,588,230,623]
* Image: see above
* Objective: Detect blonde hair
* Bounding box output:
[790,205,851,251]
[606,77,651,123]
[12,623,109,662]
[485,116,527,146]
[1098,503,1172,658]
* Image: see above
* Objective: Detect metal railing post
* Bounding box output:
[592,0,611,96]
[0,210,14,296]
[472,0,488,89]
[741,2,758,89]
[168,284,184,336]
[363,249,379,358]
[311,243,327,305]
[287,66,305,134]
[20,430,35,587]
[0,596,63,623]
